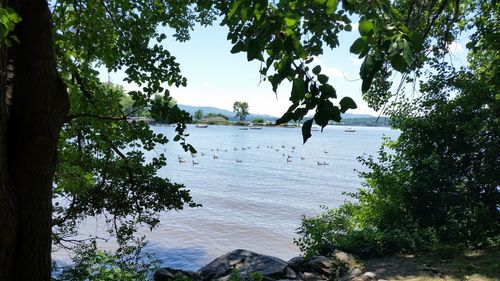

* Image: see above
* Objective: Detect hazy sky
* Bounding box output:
[102,22,467,117]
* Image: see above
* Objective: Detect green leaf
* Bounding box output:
[331,106,341,122]
[344,24,352,32]
[276,112,293,125]
[325,0,338,14]
[293,107,308,120]
[284,16,298,27]
[319,84,336,98]
[291,78,306,102]
[302,119,314,144]
[317,74,329,84]
[408,32,424,51]
[390,54,407,72]
[361,78,373,93]
[231,41,246,54]
[228,1,242,19]
[315,0,327,4]
[173,135,181,142]
[188,144,197,154]
[359,20,375,36]
[350,37,368,55]
[465,41,476,49]
[339,96,357,113]
[312,65,321,75]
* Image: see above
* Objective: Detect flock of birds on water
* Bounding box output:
[174,144,331,166]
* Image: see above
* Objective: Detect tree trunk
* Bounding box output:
[0,0,69,280]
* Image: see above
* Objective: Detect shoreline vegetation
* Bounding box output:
[133,118,391,128]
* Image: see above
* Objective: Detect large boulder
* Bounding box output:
[155,267,198,281]
[287,251,359,281]
[197,249,295,280]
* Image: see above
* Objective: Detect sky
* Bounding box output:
[101,21,468,117]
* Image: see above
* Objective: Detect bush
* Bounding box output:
[295,67,499,258]
[295,204,440,258]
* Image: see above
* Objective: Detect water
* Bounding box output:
[139,125,397,270]
[53,125,397,271]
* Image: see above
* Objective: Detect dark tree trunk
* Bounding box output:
[0,29,17,281]
[0,0,69,280]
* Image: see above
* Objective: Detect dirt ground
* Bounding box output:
[360,250,500,281]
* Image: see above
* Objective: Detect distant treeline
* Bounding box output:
[331,117,391,127]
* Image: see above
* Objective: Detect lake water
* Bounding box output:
[54,125,398,271]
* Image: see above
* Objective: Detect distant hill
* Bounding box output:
[177,104,386,124]
[177,104,278,122]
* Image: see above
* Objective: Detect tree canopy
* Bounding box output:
[194,109,204,120]
[233,101,250,121]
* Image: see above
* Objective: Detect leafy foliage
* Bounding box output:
[0,6,20,47]
[205,112,230,120]
[296,0,499,257]
[53,239,158,281]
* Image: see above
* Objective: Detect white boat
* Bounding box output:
[344,127,356,132]
[195,124,208,128]
[249,126,262,130]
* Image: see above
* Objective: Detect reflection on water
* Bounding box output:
[54,125,398,270]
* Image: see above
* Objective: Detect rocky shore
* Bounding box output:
[155,249,379,281]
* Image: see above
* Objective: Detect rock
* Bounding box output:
[155,267,198,281]
[333,250,357,268]
[351,271,377,281]
[361,272,376,281]
[298,271,329,281]
[307,256,332,276]
[349,268,363,278]
[197,249,294,280]
[287,256,306,272]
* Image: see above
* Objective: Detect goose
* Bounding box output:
[179,158,186,163]
[192,160,199,165]
[236,159,242,163]
[317,161,324,166]
[213,155,218,159]
[287,158,292,163]
[301,156,305,160]
[201,152,206,156]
